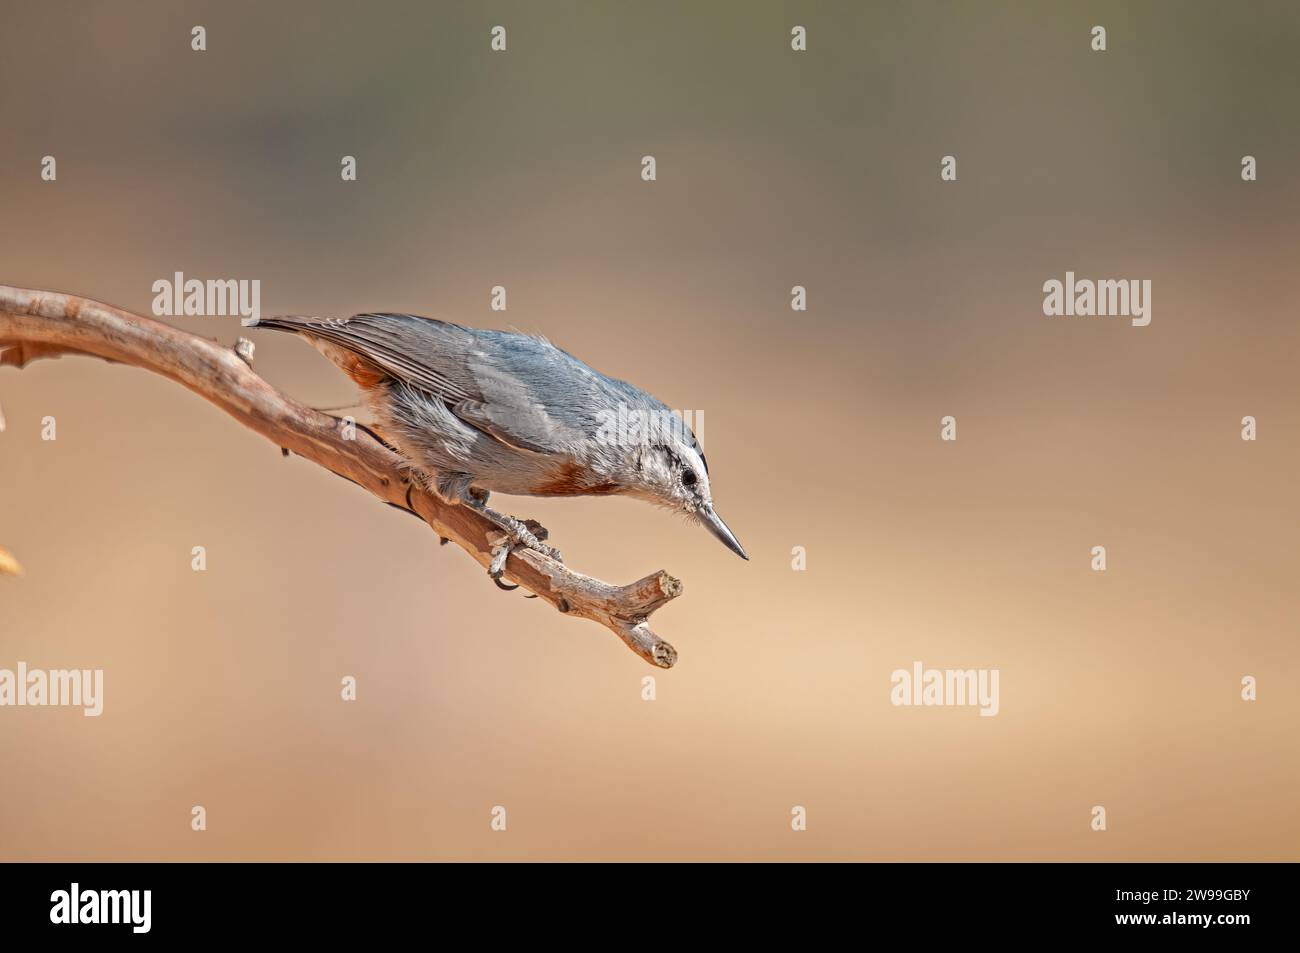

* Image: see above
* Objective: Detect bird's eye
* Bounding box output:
[682,470,697,486]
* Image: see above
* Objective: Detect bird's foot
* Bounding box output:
[485,515,563,588]
[459,489,563,586]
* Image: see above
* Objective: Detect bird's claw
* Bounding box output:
[486,517,563,588]
[518,518,562,564]
[488,542,515,585]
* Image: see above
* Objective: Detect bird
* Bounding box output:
[245,311,747,579]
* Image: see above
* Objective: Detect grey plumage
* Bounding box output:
[249,312,746,562]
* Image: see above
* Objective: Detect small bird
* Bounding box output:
[247,312,746,577]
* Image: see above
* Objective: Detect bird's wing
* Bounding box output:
[265,312,605,454]
[265,313,480,403]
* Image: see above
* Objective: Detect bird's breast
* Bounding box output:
[530,461,623,497]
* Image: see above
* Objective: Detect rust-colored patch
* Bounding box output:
[535,462,621,496]
[312,339,388,391]
[338,353,387,390]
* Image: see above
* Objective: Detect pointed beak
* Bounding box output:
[699,505,748,560]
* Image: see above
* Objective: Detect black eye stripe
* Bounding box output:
[653,443,704,484]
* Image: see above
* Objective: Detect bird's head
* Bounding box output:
[617,424,747,561]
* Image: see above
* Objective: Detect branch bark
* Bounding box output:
[0,286,681,667]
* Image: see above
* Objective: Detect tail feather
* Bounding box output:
[246,315,393,390]
[242,314,319,331]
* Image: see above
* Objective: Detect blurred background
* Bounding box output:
[1,0,1297,860]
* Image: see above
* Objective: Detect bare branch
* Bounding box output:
[0,286,681,667]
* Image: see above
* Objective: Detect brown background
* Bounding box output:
[1,1,1297,860]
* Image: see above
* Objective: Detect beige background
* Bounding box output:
[1,1,1297,860]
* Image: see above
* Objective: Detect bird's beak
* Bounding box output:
[700,505,748,560]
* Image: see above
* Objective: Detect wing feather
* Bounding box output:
[262,312,602,455]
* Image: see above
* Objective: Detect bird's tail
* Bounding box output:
[244,315,392,392]
[241,314,319,331]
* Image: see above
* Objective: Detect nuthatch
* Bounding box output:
[247,312,746,579]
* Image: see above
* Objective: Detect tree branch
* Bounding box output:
[0,285,680,667]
